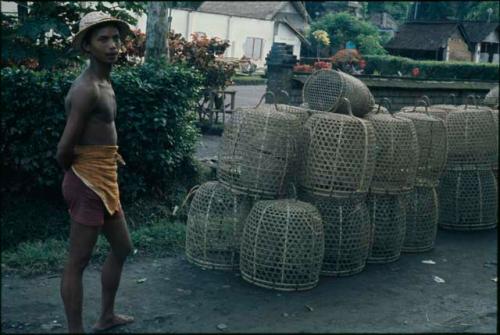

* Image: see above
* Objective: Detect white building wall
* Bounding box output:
[1,2,303,68]
[275,23,301,57]
[1,1,18,14]
[134,9,293,68]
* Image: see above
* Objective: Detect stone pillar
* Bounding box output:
[265,43,297,104]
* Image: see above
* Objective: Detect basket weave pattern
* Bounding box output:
[402,186,438,253]
[303,70,374,117]
[239,199,324,291]
[366,193,406,263]
[301,192,370,276]
[217,105,301,197]
[366,113,419,193]
[395,112,447,187]
[186,181,253,270]
[300,112,376,197]
[438,169,497,230]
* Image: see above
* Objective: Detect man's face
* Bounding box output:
[84,25,121,64]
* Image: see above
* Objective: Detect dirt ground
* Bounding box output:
[1,228,497,333]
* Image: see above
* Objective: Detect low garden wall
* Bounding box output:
[266,43,498,111]
[288,74,496,111]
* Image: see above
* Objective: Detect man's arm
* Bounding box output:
[56,83,98,170]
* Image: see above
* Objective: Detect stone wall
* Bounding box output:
[289,75,495,111]
[265,43,496,111]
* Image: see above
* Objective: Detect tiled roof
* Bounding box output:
[385,22,463,51]
[197,1,309,21]
[461,21,499,43]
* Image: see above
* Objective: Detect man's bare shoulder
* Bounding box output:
[69,74,100,102]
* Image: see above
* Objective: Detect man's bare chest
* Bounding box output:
[93,85,116,123]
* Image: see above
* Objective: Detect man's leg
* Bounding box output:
[60,220,100,333]
[93,214,134,331]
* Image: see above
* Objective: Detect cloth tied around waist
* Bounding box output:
[71,145,126,215]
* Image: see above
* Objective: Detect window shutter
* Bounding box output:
[244,37,253,58]
[252,38,263,60]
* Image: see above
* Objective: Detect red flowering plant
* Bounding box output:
[117,28,146,65]
[293,64,313,73]
[412,67,420,77]
[331,49,364,74]
[313,61,332,70]
[167,32,238,122]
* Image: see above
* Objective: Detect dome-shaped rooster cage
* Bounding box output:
[365,104,419,194]
[402,186,439,253]
[239,199,324,291]
[185,181,254,270]
[301,192,370,276]
[366,193,406,264]
[438,169,497,231]
[217,93,301,198]
[300,98,376,197]
[395,104,448,187]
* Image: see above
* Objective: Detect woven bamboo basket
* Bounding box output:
[395,109,447,187]
[407,99,496,169]
[366,108,419,194]
[239,199,324,291]
[490,108,499,179]
[185,181,254,270]
[363,98,392,119]
[483,85,499,107]
[217,93,301,198]
[301,192,370,276]
[300,98,376,197]
[438,168,497,231]
[402,186,438,253]
[366,193,406,264]
[418,96,496,168]
[302,69,375,117]
[444,107,497,168]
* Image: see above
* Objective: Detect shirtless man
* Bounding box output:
[56,12,134,333]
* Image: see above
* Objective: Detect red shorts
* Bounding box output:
[62,168,124,226]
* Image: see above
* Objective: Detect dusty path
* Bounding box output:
[2,228,497,333]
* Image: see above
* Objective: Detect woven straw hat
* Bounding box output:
[72,11,132,51]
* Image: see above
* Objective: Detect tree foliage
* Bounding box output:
[412,1,499,21]
[308,12,387,55]
[367,2,412,23]
[1,2,146,70]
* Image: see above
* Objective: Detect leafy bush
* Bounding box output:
[308,12,387,55]
[363,55,499,81]
[1,2,145,70]
[1,61,204,201]
[0,194,69,249]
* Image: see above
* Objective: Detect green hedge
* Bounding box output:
[363,55,499,81]
[1,61,204,201]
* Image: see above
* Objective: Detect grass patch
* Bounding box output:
[2,219,186,277]
[231,74,266,85]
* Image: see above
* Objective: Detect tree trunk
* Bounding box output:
[145,1,171,64]
[17,1,28,23]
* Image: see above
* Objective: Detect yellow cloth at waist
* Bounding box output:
[71,145,125,215]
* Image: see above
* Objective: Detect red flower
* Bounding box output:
[359,59,366,69]
[412,67,420,77]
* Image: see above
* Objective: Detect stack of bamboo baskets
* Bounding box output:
[185,70,498,292]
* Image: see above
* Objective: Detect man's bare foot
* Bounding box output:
[93,314,134,332]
